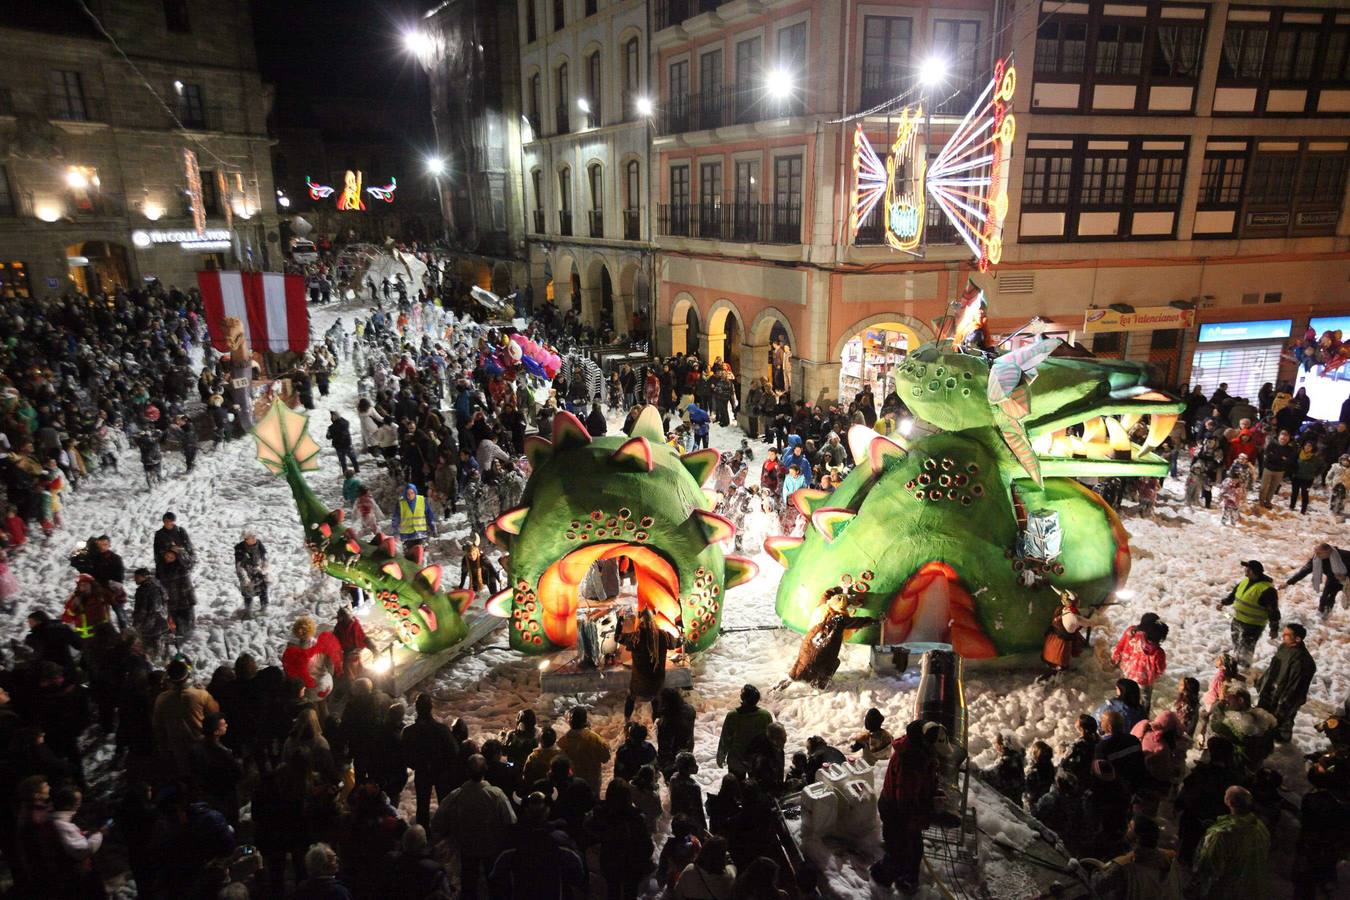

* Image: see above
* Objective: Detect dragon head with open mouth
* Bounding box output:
[485,407,757,653]
[769,339,1182,659]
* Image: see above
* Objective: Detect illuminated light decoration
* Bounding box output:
[184,149,206,235]
[365,178,397,202]
[306,176,335,201]
[848,58,1017,272]
[337,170,365,211]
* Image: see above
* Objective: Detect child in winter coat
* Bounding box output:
[39,469,64,537]
[1135,477,1159,517]
[1023,740,1055,810]
[1198,653,1245,744]
[1111,613,1168,709]
[3,505,26,551]
[354,486,383,537]
[848,707,894,765]
[1218,475,1243,526]
[1173,676,1201,738]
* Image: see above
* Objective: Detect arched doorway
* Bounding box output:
[66,241,129,295]
[685,305,701,361]
[706,300,744,377]
[836,319,926,410]
[570,271,581,312]
[599,266,614,333]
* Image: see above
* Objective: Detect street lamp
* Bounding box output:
[425,156,446,176]
[765,68,793,100]
[918,56,949,89]
[403,29,434,59]
[577,97,591,114]
[634,96,654,117]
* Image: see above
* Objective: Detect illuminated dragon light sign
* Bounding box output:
[305,171,398,211]
[850,59,1016,272]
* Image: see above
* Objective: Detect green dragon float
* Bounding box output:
[252,402,473,653]
[769,334,1184,660]
[483,407,758,653]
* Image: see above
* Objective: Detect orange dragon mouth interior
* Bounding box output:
[536,542,682,648]
[883,561,996,659]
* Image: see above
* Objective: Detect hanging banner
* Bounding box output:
[1082,306,1196,334]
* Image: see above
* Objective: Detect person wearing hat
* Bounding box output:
[851,708,895,765]
[1218,561,1281,666]
[152,658,219,779]
[233,529,270,613]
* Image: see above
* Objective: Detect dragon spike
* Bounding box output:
[381,561,404,579]
[1144,413,1178,451]
[847,424,883,465]
[630,405,666,442]
[448,589,475,615]
[692,508,735,545]
[791,488,832,518]
[811,507,856,542]
[380,535,399,558]
[868,436,907,475]
[331,508,345,524]
[418,564,443,592]
[495,505,529,535]
[523,434,553,468]
[485,588,514,618]
[724,555,759,588]
[680,448,721,488]
[345,537,361,554]
[485,522,507,549]
[551,411,592,449]
[318,522,333,538]
[764,535,805,567]
[610,436,654,472]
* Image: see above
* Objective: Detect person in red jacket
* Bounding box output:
[282,615,344,701]
[872,720,943,892]
[1111,613,1169,711]
[333,605,377,656]
[1228,422,1261,467]
[760,448,782,502]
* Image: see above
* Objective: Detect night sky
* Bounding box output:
[250,0,434,134]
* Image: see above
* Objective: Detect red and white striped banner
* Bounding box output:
[197,270,310,353]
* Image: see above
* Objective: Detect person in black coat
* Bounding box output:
[386,825,449,899]
[585,400,608,437]
[23,611,81,677]
[192,713,243,825]
[153,512,195,578]
[399,693,457,829]
[619,610,680,720]
[1256,623,1317,742]
[1175,736,1244,863]
[654,687,696,779]
[327,411,359,474]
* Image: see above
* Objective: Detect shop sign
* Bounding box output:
[1247,211,1290,227]
[1197,319,1292,342]
[1082,306,1196,333]
[132,228,232,251]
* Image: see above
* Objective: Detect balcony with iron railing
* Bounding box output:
[588,209,603,237]
[660,84,801,134]
[857,64,987,116]
[533,210,546,233]
[559,210,573,236]
[654,0,723,31]
[623,208,641,240]
[657,202,801,243]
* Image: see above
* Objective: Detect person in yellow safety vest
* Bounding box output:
[1217,560,1281,666]
[392,483,437,563]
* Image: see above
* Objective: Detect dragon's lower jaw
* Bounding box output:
[883,562,996,658]
[534,542,683,647]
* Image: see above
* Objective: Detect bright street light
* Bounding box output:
[918,55,949,88]
[577,97,591,113]
[635,96,654,117]
[765,68,793,100]
[425,157,446,176]
[278,195,291,208]
[403,29,434,58]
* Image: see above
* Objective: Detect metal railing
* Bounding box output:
[659,84,800,134]
[588,209,603,237]
[658,202,802,243]
[623,208,641,240]
[654,0,723,30]
[559,210,573,236]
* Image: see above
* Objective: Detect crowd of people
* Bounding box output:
[3,243,1350,899]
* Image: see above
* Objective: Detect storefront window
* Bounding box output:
[0,261,31,298]
[839,326,910,408]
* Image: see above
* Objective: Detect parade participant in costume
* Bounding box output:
[788,587,876,688]
[281,616,344,702]
[618,609,681,721]
[1041,588,1092,675]
[391,483,437,564]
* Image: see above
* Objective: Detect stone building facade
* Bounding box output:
[0,0,280,298]
[518,0,655,337]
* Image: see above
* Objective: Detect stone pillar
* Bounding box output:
[798,358,841,407]
[738,342,770,429]
[700,329,727,367]
[615,292,633,337]
[668,322,689,356]
[580,287,603,328]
